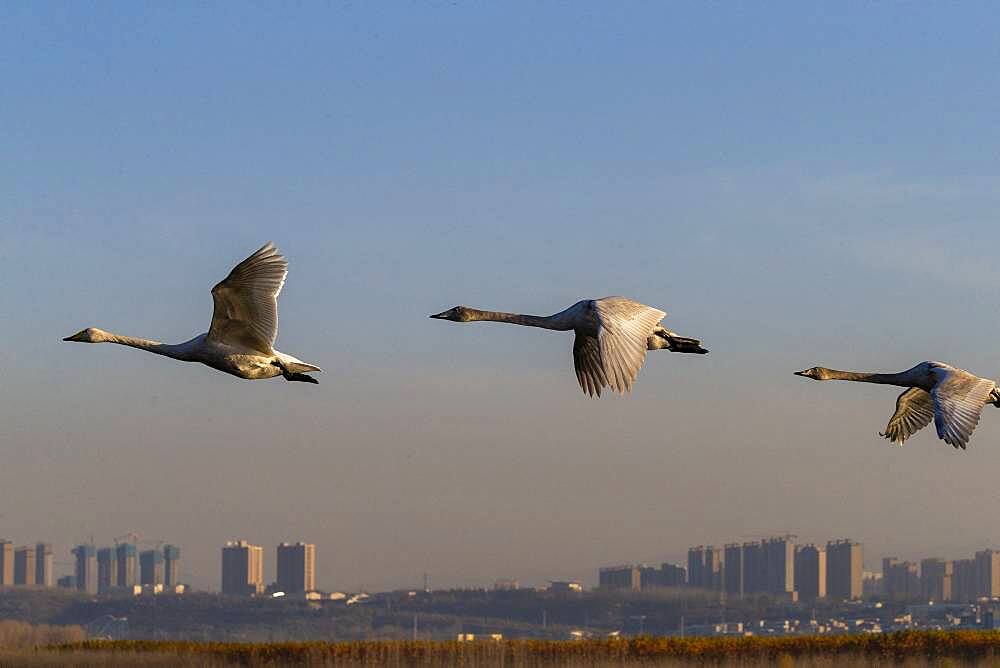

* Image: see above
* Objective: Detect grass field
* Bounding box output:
[6,632,1000,666]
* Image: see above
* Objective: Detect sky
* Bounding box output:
[4,2,1000,592]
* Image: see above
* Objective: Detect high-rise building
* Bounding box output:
[794,544,826,602]
[975,550,1000,599]
[97,548,114,594]
[276,542,315,593]
[742,542,766,594]
[13,546,35,586]
[704,546,723,591]
[35,543,53,587]
[882,558,920,600]
[638,565,662,590]
[0,541,13,586]
[862,571,883,598]
[222,541,264,596]
[659,563,686,587]
[115,543,137,588]
[687,546,706,589]
[764,537,795,595]
[724,543,744,598]
[72,544,97,595]
[163,545,181,587]
[921,559,953,602]
[826,540,862,601]
[140,550,164,586]
[598,565,641,591]
[954,559,977,602]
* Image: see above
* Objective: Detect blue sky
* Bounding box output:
[4,3,1000,591]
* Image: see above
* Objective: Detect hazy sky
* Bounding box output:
[5,3,1000,592]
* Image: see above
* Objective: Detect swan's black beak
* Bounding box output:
[793,370,808,377]
[63,330,86,342]
[429,311,447,319]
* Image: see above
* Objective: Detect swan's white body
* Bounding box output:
[64,243,321,383]
[430,297,707,397]
[795,361,1000,449]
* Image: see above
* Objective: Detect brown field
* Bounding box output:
[5,632,1000,666]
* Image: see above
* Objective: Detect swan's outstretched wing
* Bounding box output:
[207,242,288,355]
[930,368,996,449]
[881,388,935,445]
[592,297,666,394]
[573,333,608,397]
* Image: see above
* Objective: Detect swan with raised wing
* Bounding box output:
[795,362,1000,449]
[430,297,707,397]
[64,242,321,383]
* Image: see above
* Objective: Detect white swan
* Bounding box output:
[795,362,1000,449]
[430,297,707,397]
[64,242,321,383]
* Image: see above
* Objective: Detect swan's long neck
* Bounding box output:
[103,333,193,361]
[463,308,574,331]
[821,368,915,386]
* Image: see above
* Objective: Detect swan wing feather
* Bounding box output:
[573,333,607,397]
[930,368,996,450]
[593,297,666,395]
[881,388,934,445]
[207,242,288,355]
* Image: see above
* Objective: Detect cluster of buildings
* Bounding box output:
[598,562,686,591]
[221,541,315,596]
[599,538,1000,608]
[62,541,182,595]
[691,537,864,602]
[882,550,1000,602]
[0,536,319,598]
[599,536,865,602]
[0,542,54,587]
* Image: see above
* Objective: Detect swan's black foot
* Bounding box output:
[272,360,319,384]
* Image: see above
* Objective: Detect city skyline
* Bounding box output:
[7,3,1000,592]
[4,527,1000,596]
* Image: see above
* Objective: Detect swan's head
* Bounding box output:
[429,306,474,322]
[795,366,832,381]
[63,327,110,343]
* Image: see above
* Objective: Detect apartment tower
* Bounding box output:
[72,544,97,595]
[164,545,181,588]
[97,548,114,594]
[276,542,316,594]
[115,543,137,588]
[221,541,264,596]
[794,544,827,602]
[140,549,164,586]
[13,546,35,586]
[0,541,13,586]
[35,543,53,587]
[827,539,863,601]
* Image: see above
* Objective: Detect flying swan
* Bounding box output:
[795,362,1000,449]
[64,242,321,383]
[430,297,707,397]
